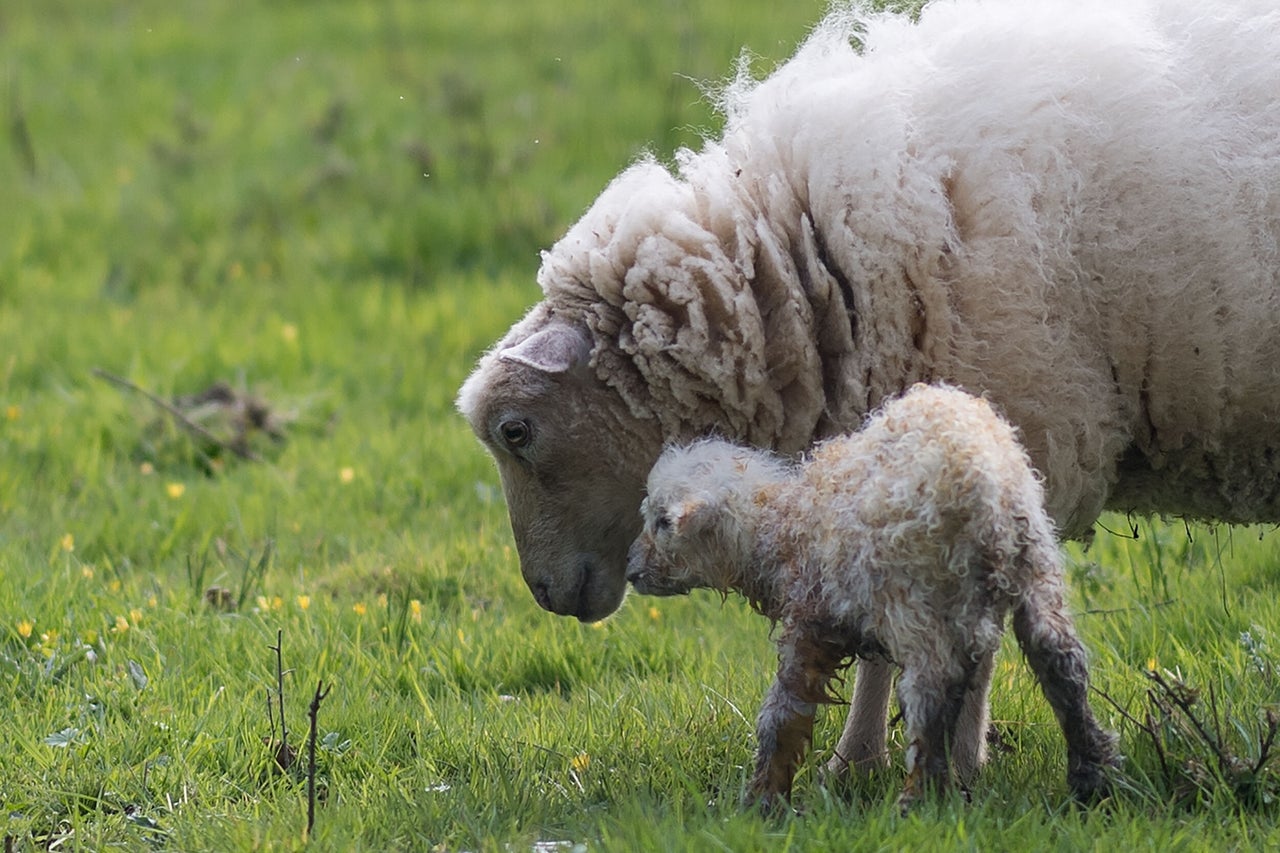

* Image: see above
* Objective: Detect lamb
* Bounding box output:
[626,385,1120,809]
[457,0,1280,782]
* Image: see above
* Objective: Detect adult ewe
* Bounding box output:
[627,385,1119,809]
[457,0,1280,777]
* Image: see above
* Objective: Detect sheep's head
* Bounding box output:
[457,313,663,623]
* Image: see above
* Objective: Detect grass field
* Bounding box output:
[4,1,1280,849]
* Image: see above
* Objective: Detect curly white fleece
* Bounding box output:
[530,0,1280,538]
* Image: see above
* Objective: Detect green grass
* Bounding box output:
[4,0,1280,849]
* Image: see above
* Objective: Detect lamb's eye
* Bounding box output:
[499,419,532,449]
[655,513,671,533]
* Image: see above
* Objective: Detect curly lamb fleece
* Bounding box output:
[627,385,1119,808]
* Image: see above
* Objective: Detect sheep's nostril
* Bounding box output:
[530,580,553,612]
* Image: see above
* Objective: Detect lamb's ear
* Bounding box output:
[498,322,591,374]
[671,496,714,538]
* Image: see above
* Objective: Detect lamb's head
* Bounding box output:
[626,439,780,597]
[457,311,663,623]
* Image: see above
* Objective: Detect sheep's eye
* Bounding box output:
[499,419,531,449]
[654,513,672,533]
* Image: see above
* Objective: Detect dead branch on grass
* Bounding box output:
[306,680,333,838]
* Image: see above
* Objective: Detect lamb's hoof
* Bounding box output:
[744,786,794,817]
[1069,737,1123,804]
[896,768,925,814]
[1069,761,1120,805]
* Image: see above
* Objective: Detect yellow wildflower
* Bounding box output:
[166,482,186,499]
[82,566,95,580]
[112,615,130,634]
[352,602,367,616]
[377,592,388,609]
[648,606,660,621]
[130,608,143,626]
[296,594,312,611]
[147,594,158,608]
[17,619,33,639]
[60,533,75,552]
[409,599,422,622]
[139,462,155,476]
[571,752,591,774]
[281,322,299,344]
[339,467,355,484]
[4,404,19,421]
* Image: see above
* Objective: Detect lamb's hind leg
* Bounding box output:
[825,656,893,778]
[1012,570,1120,802]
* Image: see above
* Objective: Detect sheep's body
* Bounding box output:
[458,0,1279,782]
[628,385,1119,807]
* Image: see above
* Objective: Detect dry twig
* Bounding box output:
[307,680,333,838]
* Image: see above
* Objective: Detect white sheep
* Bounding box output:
[458,0,1280,781]
[627,385,1120,809]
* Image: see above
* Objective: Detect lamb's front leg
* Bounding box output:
[748,627,845,811]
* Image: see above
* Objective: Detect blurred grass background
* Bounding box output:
[4,1,1280,849]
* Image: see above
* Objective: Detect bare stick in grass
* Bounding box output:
[306,680,332,838]
[268,629,296,772]
[9,76,38,176]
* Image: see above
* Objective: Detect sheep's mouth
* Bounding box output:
[571,555,629,623]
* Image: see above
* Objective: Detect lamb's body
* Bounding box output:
[628,385,1118,807]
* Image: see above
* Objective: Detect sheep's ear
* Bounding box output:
[499,322,591,374]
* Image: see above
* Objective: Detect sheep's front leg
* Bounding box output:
[825,656,893,778]
[748,627,844,810]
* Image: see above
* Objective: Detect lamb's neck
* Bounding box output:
[737,568,783,614]
[728,552,788,620]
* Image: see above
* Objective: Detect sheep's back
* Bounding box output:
[537,0,1280,535]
